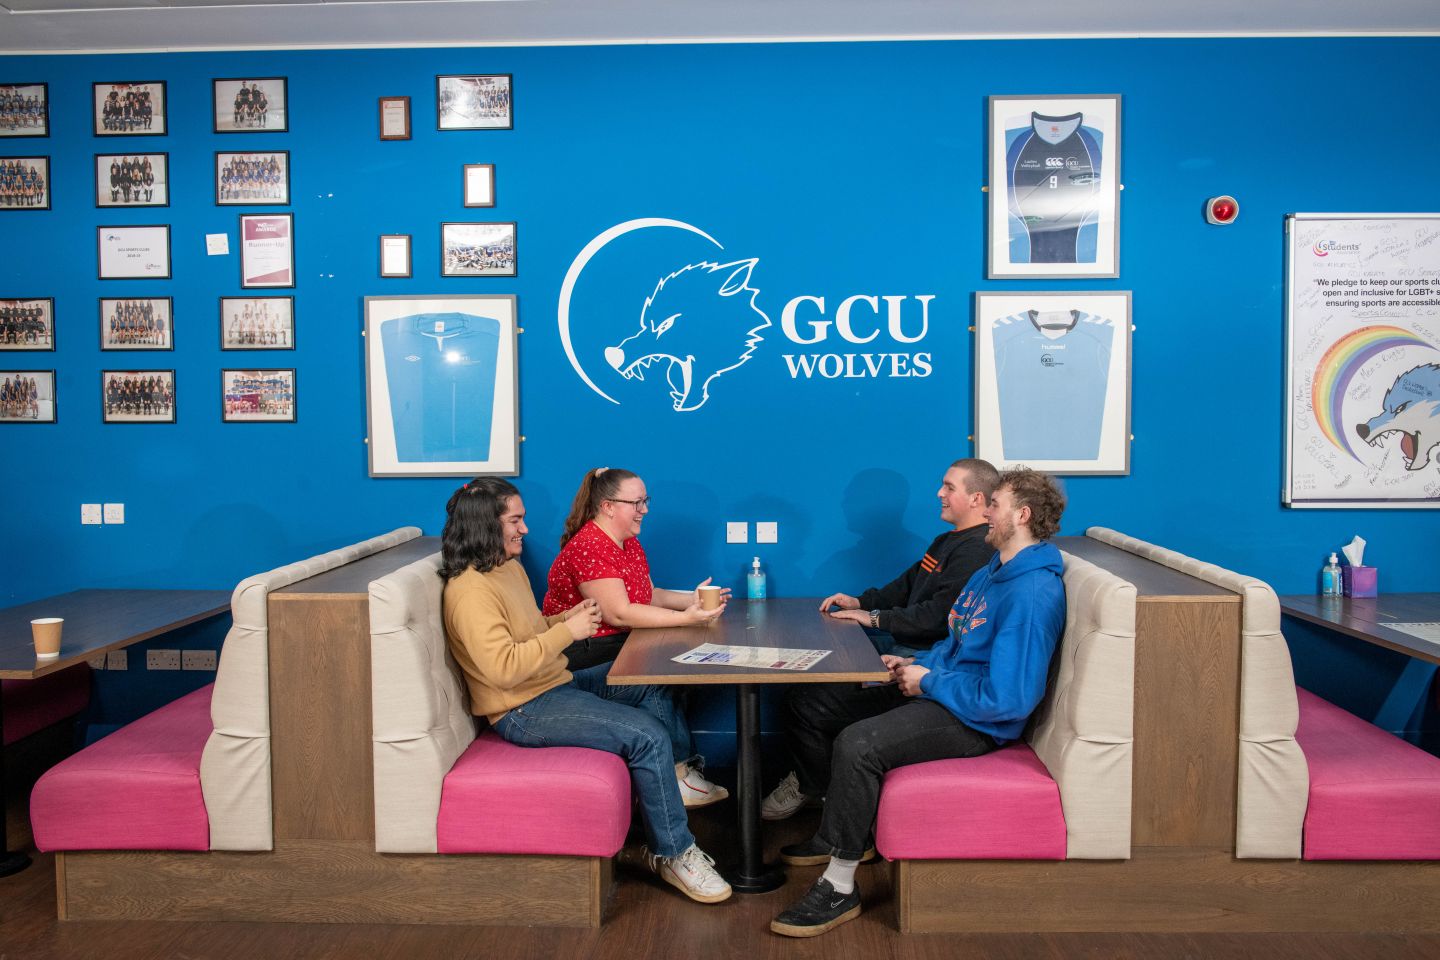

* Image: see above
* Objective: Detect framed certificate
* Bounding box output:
[239,213,295,289]
[98,225,171,280]
[987,94,1121,279]
[463,163,495,207]
[380,234,412,278]
[379,96,410,140]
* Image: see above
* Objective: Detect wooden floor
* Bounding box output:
[5,769,1440,960]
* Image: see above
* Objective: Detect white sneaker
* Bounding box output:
[678,762,729,809]
[761,770,811,821]
[651,844,732,904]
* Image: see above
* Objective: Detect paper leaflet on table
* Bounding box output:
[673,643,831,671]
[1389,622,1440,644]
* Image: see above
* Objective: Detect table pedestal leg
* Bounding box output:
[0,688,34,877]
[1373,659,1438,745]
[724,684,784,893]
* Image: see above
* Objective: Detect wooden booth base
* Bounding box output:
[895,847,1440,933]
[56,841,613,927]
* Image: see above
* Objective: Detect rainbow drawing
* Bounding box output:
[1312,325,1436,460]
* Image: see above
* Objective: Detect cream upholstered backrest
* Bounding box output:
[1028,551,1136,859]
[369,552,476,853]
[199,526,423,851]
[1084,527,1307,859]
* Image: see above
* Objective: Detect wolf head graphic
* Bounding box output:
[1355,363,1440,472]
[604,258,771,412]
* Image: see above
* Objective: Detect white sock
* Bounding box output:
[821,857,860,894]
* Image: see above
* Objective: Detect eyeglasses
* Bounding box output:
[608,496,651,510]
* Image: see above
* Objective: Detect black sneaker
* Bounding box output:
[779,836,877,867]
[770,877,862,937]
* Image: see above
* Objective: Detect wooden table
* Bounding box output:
[608,597,888,893]
[1280,592,1440,741]
[0,588,231,877]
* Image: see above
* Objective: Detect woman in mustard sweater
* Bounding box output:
[440,477,731,904]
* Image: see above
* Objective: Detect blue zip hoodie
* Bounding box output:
[913,541,1066,743]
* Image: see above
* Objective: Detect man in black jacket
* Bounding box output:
[818,458,999,657]
[762,458,999,821]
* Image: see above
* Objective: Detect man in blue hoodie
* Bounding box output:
[770,468,1067,938]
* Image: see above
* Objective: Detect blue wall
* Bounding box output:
[2,39,1437,639]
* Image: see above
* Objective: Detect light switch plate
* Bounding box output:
[726,522,748,544]
[757,521,778,544]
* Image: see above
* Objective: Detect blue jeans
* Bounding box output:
[863,626,924,660]
[492,662,695,858]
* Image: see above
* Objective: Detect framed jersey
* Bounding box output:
[364,294,519,477]
[973,291,1132,475]
[987,95,1120,279]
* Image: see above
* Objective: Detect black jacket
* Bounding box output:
[857,524,995,650]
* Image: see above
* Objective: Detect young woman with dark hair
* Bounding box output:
[439,477,731,904]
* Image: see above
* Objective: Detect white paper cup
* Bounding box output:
[698,585,723,611]
[31,617,63,659]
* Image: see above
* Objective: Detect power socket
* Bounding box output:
[87,655,107,670]
[147,649,181,670]
[105,649,128,671]
[182,650,218,671]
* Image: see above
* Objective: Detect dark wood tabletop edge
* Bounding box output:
[1280,604,1440,665]
[608,670,892,686]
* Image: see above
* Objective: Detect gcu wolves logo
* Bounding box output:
[1356,363,1440,472]
[558,219,771,412]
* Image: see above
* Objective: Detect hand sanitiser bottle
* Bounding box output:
[1322,553,1343,597]
[747,557,767,600]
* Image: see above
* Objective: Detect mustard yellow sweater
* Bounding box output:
[443,559,575,724]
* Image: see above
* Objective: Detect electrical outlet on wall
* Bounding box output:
[81,503,103,525]
[103,502,125,524]
[182,650,218,671]
[105,649,128,670]
[147,649,181,670]
[87,655,106,670]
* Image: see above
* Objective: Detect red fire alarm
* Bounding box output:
[1206,195,1239,225]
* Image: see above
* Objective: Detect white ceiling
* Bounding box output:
[1,0,1438,54]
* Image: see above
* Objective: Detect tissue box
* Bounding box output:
[1342,565,1378,598]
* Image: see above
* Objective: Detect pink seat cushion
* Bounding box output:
[30,684,213,852]
[1296,687,1440,860]
[437,730,631,856]
[876,743,1066,860]
[3,664,91,746]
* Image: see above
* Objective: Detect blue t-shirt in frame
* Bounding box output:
[1005,112,1103,265]
[992,309,1114,461]
[380,312,499,463]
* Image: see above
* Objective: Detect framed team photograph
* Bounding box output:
[380,234,411,278]
[436,74,512,131]
[0,156,49,210]
[0,370,55,423]
[98,224,170,280]
[220,296,294,350]
[0,83,48,137]
[239,213,294,288]
[364,294,519,476]
[93,81,166,136]
[215,150,290,205]
[973,291,1132,475]
[441,222,516,277]
[379,96,410,140]
[0,298,55,350]
[463,163,494,207]
[222,368,295,422]
[213,78,287,133]
[987,94,1121,279]
[95,152,168,207]
[99,297,173,350]
[101,369,175,423]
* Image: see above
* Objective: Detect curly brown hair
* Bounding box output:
[998,468,1066,541]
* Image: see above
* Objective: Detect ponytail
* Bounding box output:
[560,466,638,547]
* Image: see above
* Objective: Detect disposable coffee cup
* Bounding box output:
[31,617,63,659]
[698,585,723,611]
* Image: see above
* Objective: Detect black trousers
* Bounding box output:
[783,683,997,861]
[562,631,629,672]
